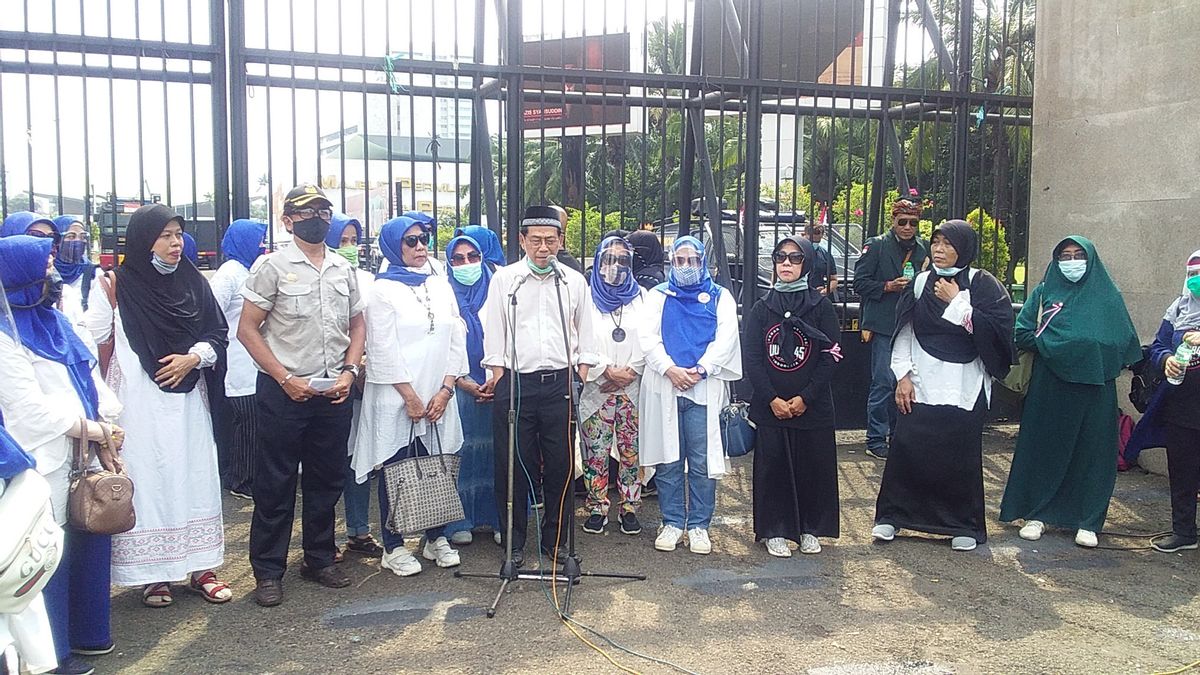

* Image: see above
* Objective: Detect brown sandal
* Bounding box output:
[188,571,232,604]
[142,582,173,608]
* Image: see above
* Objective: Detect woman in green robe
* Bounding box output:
[999,236,1142,548]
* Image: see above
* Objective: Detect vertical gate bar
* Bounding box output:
[217,0,238,228]
[866,0,900,238]
[468,0,485,226]
[950,0,973,218]
[79,1,93,226]
[52,0,64,214]
[503,0,524,257]
[741,1,761,307]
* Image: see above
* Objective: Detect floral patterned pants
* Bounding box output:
[580,394,641,516]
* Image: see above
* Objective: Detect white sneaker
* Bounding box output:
[381,548,422,577]
[422,537,462,568]
[449,531,473,546]
[765,537,792,558]
[493,531,502,546]
[687,528,712,555]
[951,536,977,551]
[655,525,685,552]
[800,534,821,554]
[872,524,896,541]
[1075,529,1098,548]
[1019,520,1045,541]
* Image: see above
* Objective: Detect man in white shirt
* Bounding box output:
[479,205,594,566]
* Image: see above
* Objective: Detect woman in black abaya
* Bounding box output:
[871,220,1014,551]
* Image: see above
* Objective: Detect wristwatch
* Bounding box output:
[695,365,708,379]
[339,364,361,378]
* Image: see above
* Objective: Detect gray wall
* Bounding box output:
[1028,0,1200,339]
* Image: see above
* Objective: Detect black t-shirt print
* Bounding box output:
[765,322,813,372]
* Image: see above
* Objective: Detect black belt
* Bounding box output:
[516,368,568,383]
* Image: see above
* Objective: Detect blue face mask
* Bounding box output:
[774,276,810,292]
[151,252,178,275]
[1059,259,1087,283]
[452,261,483,286]
[672,265,702,287]
[934,265,964,277]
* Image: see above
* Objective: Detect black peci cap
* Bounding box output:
[521,205,563,230]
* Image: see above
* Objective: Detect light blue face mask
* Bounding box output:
[452,261,483,286]
[1059,259,1087,283]
[672,265,703,287]
[774,276,810,292]
[934,265,964,277]
[151,252,178,275]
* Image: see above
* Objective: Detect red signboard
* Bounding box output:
[522,33,630,130]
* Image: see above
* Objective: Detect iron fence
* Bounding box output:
[1,0,1034,307]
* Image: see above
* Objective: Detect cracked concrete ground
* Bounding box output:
[97,427,1199,674]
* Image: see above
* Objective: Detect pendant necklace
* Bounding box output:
[611,306,626,343]
[408,282,436,334]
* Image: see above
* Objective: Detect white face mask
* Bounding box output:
[150,252,178,275]
[1059,259,1087,283]
[934,265,964,277]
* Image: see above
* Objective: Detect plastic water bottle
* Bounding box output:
[1167,343,1194,386]
[902,262,915,281]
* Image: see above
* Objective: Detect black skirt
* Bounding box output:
[752,425,840,540]
[874,393,987,542]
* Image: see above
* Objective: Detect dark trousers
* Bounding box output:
[1166,422,1200,540]
[492,369,572,552]
[249,372,352,580]
[223,394,258,494]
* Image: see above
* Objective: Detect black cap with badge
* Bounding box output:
[283,184,332,212]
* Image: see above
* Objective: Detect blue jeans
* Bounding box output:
[866,332,898,451]
[377,442,445,553]
[656,398,716,530]
[343,451,371,538]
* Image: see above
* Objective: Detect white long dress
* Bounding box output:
[98,307,225,585]
[637,287,742,478]
[352,269,467,483]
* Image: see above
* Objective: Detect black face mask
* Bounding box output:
[6,271,62,309]
[290,217,330,244]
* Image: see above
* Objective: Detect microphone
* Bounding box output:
[547,256,565,280]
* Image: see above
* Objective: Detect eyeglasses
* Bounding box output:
[673,256,702,267]
[771,251,805,264]
[1057,250,1088,261]
[286,207,333,221]
[525,236,557,249]
[449,251,482,265]
[895,218,919,227]
[25,229,55,239]
[403,232,430,248]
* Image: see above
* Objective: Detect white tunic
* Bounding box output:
[637,287,742,478]
[208,260,257,397]
[352,271,467,483]
[346,268,376,457]
[890,274,990,412]
[480,260,594,373]
[578,289,647,423]
[95,307,225,585]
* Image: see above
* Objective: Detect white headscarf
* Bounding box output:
[1164,249,1200,329]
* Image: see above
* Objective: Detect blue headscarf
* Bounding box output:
[657,236,720,368]
[221,218,268,270]
[457,225,506,268]
[445,234,493,383]
[182,232,199,264]
[375,216,435,287]
[0,236,99,419]
[2,211,58,242]
[52,215,92,284]
[0,424,36,480]
[326,213,362,249]
[590,236,640,313]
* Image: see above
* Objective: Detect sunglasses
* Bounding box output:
[450,251,482,265]
[896,218,919,227]
[771,251,805,264]
[403,232,430,248]
[25,229,55,239]
[600,253,631,267]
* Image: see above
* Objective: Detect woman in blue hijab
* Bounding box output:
[455,225,507,268]
[0,234,125,671]
[440,233,501,545]
[578,236,648,536]
[51,216,105,318]
[209,218,268,500]
[638,236,742,555]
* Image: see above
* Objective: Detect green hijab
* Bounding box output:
[1018,235,1141,385]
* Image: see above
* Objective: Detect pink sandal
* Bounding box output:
[188,571,232,604]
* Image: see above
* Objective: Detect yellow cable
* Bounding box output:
[1154,660,1200,675]
[560,614,642,675]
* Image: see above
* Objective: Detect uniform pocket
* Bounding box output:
[278,283,313,318]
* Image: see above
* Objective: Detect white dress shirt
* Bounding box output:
[890,287,990,411]
[480,258,595,374]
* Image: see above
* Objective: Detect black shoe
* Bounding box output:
[582,514,607,534]
[344,534,385,557]
[540,544,569,562]
[71,643,114,657]
[865,447,889,460]
[1153,534,1199,553]
[299,563,351,588]
[641,479,657,498]
[507,549,525,568]
[619,511,642,535]
[254,578,283,607]
[50,656,95,675]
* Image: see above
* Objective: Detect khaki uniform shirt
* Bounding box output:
[242,243,365,379]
